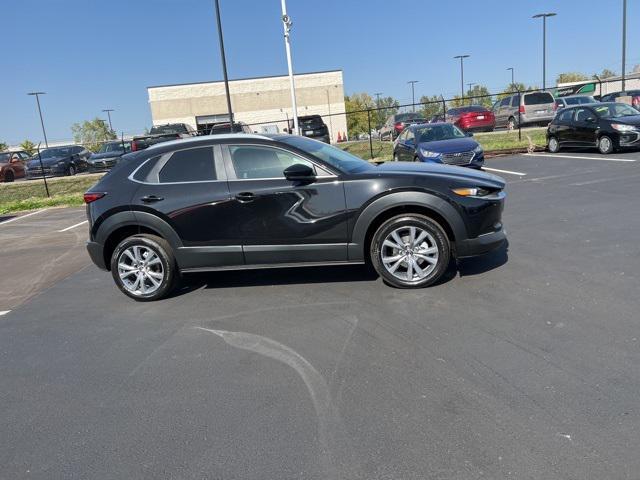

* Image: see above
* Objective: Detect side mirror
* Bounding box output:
[586,116,597,123]
[466,131,474,137]
[284,163,315,182]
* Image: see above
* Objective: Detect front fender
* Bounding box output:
[347,191,467,261]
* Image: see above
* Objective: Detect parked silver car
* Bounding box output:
[554,95,598,111]
[492,91,556,129]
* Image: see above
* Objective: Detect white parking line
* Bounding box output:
[0,209,48,226]
[482,167,527,176]
[524,153,637,162]
[58,220,88,233]
[0,310,10,317]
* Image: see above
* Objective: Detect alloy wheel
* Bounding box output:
[117,245,164,296]
[599,136,612,154]
[380,226,439,282]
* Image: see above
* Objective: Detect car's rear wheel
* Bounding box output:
[393,152,399,161]
[548,136,560,153]
[110,234,178,301]
[4,171,14,183]
[370,214,450,288]
[598,135,614,154]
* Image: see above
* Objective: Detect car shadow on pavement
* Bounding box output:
[168,241,509,298]
[0,215,17,224]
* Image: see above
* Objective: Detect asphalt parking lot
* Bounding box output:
[1,150,639,479]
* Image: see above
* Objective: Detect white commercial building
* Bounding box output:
[147,69,347,142]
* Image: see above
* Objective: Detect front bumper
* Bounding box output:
[456,228,506,258]
[87,241,107,270]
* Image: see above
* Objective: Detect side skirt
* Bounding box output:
[180,260,365,274]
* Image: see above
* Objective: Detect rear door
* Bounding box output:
[495,97,511,127]
[223,143,348,265]
[131,144,243,268]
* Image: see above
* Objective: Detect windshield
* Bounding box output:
[594,103,639,118]
[414,124,466,143]
[278,136,374,174]
[150,124,187,135]
[38,147,72,158]
[98,142,129,153]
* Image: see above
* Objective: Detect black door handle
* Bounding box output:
[141,195,164,203]
[235,192,256,203]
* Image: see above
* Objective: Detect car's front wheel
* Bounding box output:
[110,234,178,301]
[370,214,450,288]
[598,135,614,154]
[548,136,560,153]
[68,165,76,176]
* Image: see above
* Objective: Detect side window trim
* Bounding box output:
[221,143,337,181]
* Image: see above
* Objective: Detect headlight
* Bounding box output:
[57,161,66,166]
[420,148,440,158]
[452,187,492,197]
[473,145,483,154]
[611,123,637,132]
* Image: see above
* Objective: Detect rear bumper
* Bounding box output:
[87,241,107,270]
[456,228,506,258]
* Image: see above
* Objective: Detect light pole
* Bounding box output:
[407,81,418,111]
[454,55,470,102]
[102,109,114,132]
[213,0,234,132]
[507,67,514,88]
[281,0,299,135]
[622,0,627,91]
[532,13,556,91]
[27,92,48,148]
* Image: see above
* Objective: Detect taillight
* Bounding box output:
[84,192,106,204]
[519,105,525,114]
[553,102,558,111]
[394,122,403,132]
[633,96,640,107]
[131,141,138,152]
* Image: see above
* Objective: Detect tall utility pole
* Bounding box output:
[374,92,383,105]
[532,13,556,91]
[281,0,299,135]
[454,55,470,102]
[27,92,48,148]
[507,67,515,88]
[102,109,114,132]
[622,0,627,91]
[407,81,418,111]
[214,0,234,131]
[467,82,476,92]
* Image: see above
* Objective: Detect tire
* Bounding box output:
[598,135,614,155]
[68,165,76,176]
[548,136,560,153]
[393,152,400,161]
[4,171,14,183]
[370,214,450,289]
[507,117,517,130]
[110,234,178,301]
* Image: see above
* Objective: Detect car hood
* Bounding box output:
[611,115,640,126]
[27,156,67,167]
[372,161,504,188]
[90,151,123,160]
[417,137,479,153]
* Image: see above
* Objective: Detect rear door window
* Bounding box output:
[158,147,216,183]
[524,92,554,105]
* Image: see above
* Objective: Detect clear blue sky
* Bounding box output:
[3,0,638,144]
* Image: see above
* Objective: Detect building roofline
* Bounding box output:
[147,69,343,90]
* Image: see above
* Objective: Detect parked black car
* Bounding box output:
[88,140,131,171]
[132,123,197,151]
[600,90,640,109]
[26,145,91,178]
[547,102,640,154]
[209,121,252,135]
[84,134,506,301]
[289,115,330,143]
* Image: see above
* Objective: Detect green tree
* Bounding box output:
[465,85,492,107]
[374,96,399,128]
[71,118,116,151]
[556,72,590,84]
[419,95,445,118]
[0,142,7,152]
[20,140,36,156]
[497,83,535,99]
[345,93,375,137]
[593,69,617,79]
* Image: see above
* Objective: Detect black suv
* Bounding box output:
[290,115,330,143]
[85,134,506,301]
[26,145,91,178]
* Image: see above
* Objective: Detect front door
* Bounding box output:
[131,144,243,268]
[223,143,349,265]
[573,107,599,147]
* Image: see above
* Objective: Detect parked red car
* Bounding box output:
[0,150,29,182]
[446,106,495,132]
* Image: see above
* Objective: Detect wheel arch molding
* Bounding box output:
[348,191,467,261]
